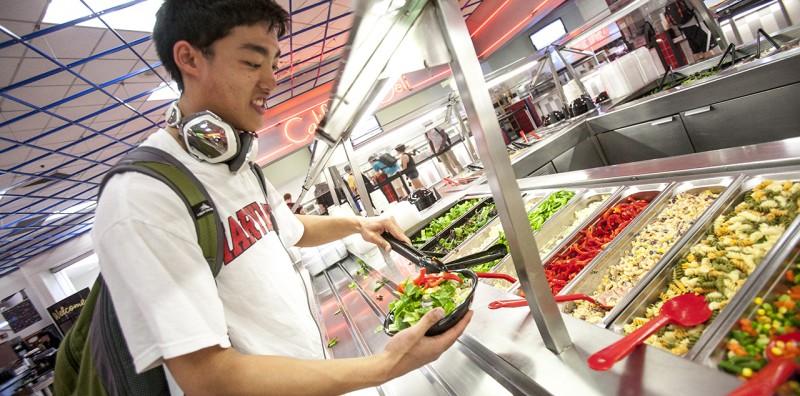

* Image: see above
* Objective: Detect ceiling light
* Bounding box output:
[46,201,97,223]
[43,0,161,33]
[147,81,180,101]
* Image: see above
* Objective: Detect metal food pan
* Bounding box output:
[411,197,490,250]
[560,175,743,327]
[441,190,560,262]
[536,181,674,294]
[694,231,800,371]
[609,172,800,361]
[484,185,624,291]
[491,186,624,291]
[420,198,498,254]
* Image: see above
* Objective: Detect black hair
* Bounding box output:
[153,0,289,91]
[283,193,292,200]
[395,144,406,152]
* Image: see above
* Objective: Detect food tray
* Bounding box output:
[538,181,674,295]
[610,172,800,361]
[420,198,498,254]
[560,175,742,327]
[441,189,572,262]
[410,197,489,249]
[487,186,623,291]
[694,230,800,371]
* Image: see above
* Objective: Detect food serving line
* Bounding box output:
[309,137,800,395]
[293,0,800,393]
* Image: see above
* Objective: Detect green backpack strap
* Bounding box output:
[100,146,224,276]
[54,147,225,396]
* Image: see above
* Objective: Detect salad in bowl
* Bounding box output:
[385,268,477,336]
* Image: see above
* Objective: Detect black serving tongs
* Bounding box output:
[383,232,508,273]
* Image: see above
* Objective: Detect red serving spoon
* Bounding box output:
[587,293,712,371]
[728,332,800,396]
[475,272,517,283]
[488,293,614,310]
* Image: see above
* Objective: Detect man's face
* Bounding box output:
[193,23,280,132]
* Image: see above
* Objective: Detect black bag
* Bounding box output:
[665,0,694,26]
[378,153,398,167]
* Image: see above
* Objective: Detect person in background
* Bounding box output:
[342,165,362,212]
[425,126,462,177]
[369,154,398,203]
[395,144,424,190]
[283,193,303,214]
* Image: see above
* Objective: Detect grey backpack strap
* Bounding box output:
[250,163,279,236]
[101,147,224,276]
[86,147,228,395]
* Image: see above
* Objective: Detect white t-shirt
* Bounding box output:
[93,129,324,375]
[425,128,447,153]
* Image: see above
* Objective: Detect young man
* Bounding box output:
[92,1,471,394]
[425,126,463,177]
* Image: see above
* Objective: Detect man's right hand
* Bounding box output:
[378,308,473,380]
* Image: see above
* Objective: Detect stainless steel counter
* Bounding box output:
[588,44,800,134]
[309,138,800,395]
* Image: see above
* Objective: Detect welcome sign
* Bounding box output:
[47,288,90,335]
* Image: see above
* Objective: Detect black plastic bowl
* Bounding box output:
[384,270,478,337]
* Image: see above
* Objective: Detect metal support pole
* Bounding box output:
[344,138,377,217]
[452,98,479,162]
[559,47,600,66]
[325,167,341,204]
[329,165,358,211]
[553,47,589,99]
[687,0,729,49]
[546,55,568,112]
[433,0,572,354]
[527,60,548,93]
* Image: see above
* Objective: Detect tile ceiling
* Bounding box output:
[0,0,483,275]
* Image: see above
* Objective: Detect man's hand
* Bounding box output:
[358,216,410,251]
[378,308,473,380]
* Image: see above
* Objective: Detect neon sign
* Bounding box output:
[282,101,328,144]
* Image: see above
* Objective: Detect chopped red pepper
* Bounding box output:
[442,272,462,283]
[544,197,650,294]
[427,277,446,288]
[396,283,405,293]
[413,268,427,286]
[405,268,464,291]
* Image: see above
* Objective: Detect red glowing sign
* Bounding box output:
[282,101,328,144]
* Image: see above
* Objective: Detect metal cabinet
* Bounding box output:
[682,82,800,152]
[596,115,695,164]
[552,136,606,172]
[528,162,557,177]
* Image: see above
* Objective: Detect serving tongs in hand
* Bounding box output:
[383,233,512,279]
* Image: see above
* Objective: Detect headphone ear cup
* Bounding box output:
[166,101,182,127]
[181,112,240,163]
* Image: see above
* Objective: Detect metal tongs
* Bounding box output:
[383,233,516,283]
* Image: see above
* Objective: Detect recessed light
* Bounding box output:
[43,0,161,33]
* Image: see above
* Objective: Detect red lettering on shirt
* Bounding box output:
[244,202,269,234]
[237,208,261,242]
[223,215,251,265]
[223,202,276,265]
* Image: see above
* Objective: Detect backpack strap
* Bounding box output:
[100,147,224,277]
[250,163,280,236]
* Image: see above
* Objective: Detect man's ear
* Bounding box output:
[173,40,204,82]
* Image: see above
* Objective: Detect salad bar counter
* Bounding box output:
[310,137,800,395]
